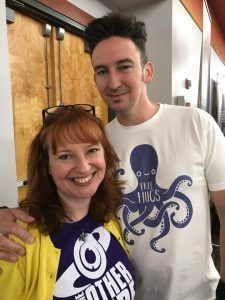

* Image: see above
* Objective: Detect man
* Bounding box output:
[1,12,225,300]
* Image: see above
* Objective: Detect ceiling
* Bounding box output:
[99,0,225,37]
[207,0,225,37]
[99,0,158,10]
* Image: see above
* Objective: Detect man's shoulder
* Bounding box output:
[165,104,212,120]
[104,117,118,132]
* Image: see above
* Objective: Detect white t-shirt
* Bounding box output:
[105,104,225,300]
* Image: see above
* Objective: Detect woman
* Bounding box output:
[0,105,135,300]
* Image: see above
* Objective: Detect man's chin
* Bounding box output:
[108,104,127,113]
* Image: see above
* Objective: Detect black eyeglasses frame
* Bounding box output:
[42,104,96,122]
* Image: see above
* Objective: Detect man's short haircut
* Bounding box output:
[84,11,148,64]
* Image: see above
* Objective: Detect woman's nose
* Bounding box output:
[73,156,90,173]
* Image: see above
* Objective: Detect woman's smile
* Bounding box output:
[48,142,106,205]
[70,173,93,184]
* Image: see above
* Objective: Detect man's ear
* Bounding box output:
[143,61,154,83]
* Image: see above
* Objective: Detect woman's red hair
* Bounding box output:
[20,106,123,233]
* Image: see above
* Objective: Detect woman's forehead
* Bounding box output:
[47,124,102,151]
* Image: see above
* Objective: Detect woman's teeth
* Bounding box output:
[73,174,92,183]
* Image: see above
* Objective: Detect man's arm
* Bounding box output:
[0,208,34,262]
[211,189,225,281]
[210,189,225,299]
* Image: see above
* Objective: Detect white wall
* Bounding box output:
[131,0,203,107]
[68,0,110,17]
[129,0,173,104]
[131,0,225,110]
[172,0,202,107]
[132,0,224,109]
[0,1,18,207]
[172,0,225,109]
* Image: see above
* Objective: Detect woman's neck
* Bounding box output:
[60,197,91,222]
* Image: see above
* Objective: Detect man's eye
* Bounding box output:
[119,65,132,71]
[96,69,107,76]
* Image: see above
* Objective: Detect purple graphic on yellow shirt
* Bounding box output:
[118,144,193,253]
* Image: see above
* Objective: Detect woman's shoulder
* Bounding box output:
[104,216,128,253]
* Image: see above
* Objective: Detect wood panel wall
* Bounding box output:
[7,9,107,200]
[7,12,47,180]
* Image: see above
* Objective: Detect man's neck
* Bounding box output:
[117,102,160,126]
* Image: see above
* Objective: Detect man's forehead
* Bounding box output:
[92,36,139,53]
[91,37,141,66]
[93,58,134,70]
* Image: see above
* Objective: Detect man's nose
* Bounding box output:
[107,71,122,90]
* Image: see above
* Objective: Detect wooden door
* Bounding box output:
[7,12,47,199]
[7,11,107,200]
[51,27,107,122]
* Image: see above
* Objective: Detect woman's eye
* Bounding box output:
[58,154,72,160]
[88,148,99,154]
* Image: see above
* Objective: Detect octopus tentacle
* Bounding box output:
[120,205,145,245]
[117,145,193,252]
[129,206,154,227]
[160,176,192,199]
[170,191,193,228]
[150,212,171,253]
[144,201,179,227]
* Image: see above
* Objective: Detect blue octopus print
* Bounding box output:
[118,144,193,253]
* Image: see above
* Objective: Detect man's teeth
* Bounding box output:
[73,174,92,183]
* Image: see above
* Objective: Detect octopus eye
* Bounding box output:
[136,171,142,177]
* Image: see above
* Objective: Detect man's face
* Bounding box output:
[92,36,153,116]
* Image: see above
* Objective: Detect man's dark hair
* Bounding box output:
[84,11,148,64]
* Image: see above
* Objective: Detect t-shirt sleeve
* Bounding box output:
[204,112,225,191]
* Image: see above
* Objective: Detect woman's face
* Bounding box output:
[48,141,106,207]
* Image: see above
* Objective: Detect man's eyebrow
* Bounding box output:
[94,65,106,72]
[117,59,134,65]
[94,59,134,72]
